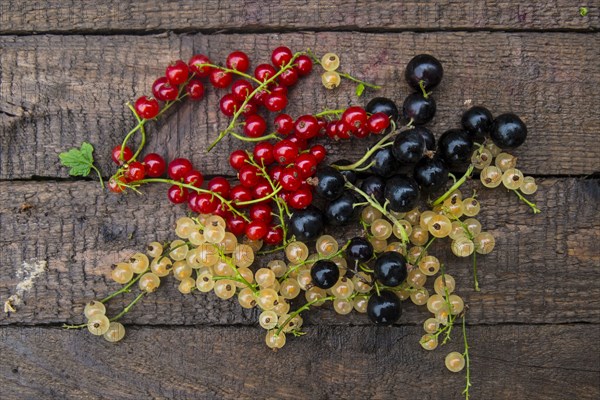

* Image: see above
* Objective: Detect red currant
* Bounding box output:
[183,170,204,187]
[230,185,253,207]
[243,114,267,138]
[288,186,313,209]
[294,55,313,76]
[167,185,188,204]
[229,150,249,170]
[264,93,288,112]
[238,165,260,188]
[294,115,319,140]
[294,153,318,178]
[253,142,275,166]
[214,202,233,220]
[188,192,218,213]
[134,96,160,119]
[152,77,178,102]
[287,134,308,150]
[143,153,166,177]
[367,112,390,134]
[278,68,299,87]
[208,176,230,198]
[210,68,233,89]
[111,145,133,165]
[126,161,146,181]
[271,46,293,68]
[245,220,268,240]
[165,60,189,86]
[226,51,250,72]
[268,165,284,182]
[264,226,284,245]
[253,178,274,199]
[219,94,239,117]
[168,158,193,181]
[107,176,127,193]
[241,101,259,117]
[254,64,276,82]
[227,215,247,236]
[270,84,288,97]
[353,125,370,139]
[249,203,273,224]
[309,144,327,163]
[273,139,299,164]
[279,166,302,191]
[274,113,294,136]
[188,54,212,78]
[254,89,269,104]
[185,79,205,100]
[336,120,353,139]
[231,79,254,102]
[325,121,338,139]
[341,106,368,132]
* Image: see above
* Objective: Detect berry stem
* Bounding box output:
[101,272,145,303]
[462,314,472,400]
[511,189,541,214]
[198,63,262,85]
[230,132,280,142]
[126,103,147,163]
[216,248,258,293]
[418,80,432,99]
[472,252,480,292]
[416,237,436,265]
[334,123,400,171]
[109,292,146,322]
[314,109,345,118]
[275,295,335,336]
[91,165,105,189]
[431,164,475,206]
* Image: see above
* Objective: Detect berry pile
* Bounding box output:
[63,47,541,400]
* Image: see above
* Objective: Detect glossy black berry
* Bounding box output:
[413,126,436,151]
[384,175,420,213]
[461,106,493,142]
[366,97,399,122]
[413,157,449,192]
[367,290,402,325]
[392,130,426,164]
[325,191,358,226]
[437,129,473,166]
[405,54,444,91]
[402,92,436,125]
[310,260,340,289]
[289,207,324,241]
[370,148,400,178]
[491,113,527,149]
[331,160,358,184]
[346,237,374,262]
[360,175,386,205]
[314,166,345,200]
[374,251,408,287]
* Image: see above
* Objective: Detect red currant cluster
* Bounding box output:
[323,106,391,140]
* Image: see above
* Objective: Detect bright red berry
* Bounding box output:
[165,60,189,86]
[264,226,284,245]
[231,79,254,102]
[243,114,267,138]
[186,79,205,100]
[336,120,353,139]
[294,153,318,178]
[238,165,260,188]
[341,106,368,132]
[353,125,370,139]
[214,202,233,220]
[326,121,338,139]
[167,185,188,204]
[287,134,308,150]
[367,112,390,134]
[294,115,320,140]
[268,165,284,182]
[245,220,268,240]
[229,150,249,170]
[219,94,240,117]
[208,176,230,198]
[168,158,193,181]
[294,55,313,76]
[270,84,288,97]
[227,215,247,236]
[152,77,178,102]
[183,170,204,187]
[188,192,218,213]
[271,46,293,68]
[143,153,166,177]
[253,142,275,166]
[226,51,250,72]
[309,144,327,163]
[188,54,212,78]
[253,178,274,199]
[230,185,253,207]
[264,93,288,113]
[249,203,273,224]
[278,68,299,87]
[126,161,146,181]
[288,186,313,209]
[111,145,133,165]
[107,176,127,193]
[241,101,259,117]
[273,139,299,165]
[134,96,160,119]
[210,68,233,89]
[274,114,294,136]
[279,166,302,191]
[254,64,277,82]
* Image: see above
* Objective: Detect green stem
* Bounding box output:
[101,272,145,303]
[231,132,280,142]
[276,296,335,336]
[334,124,399,171]
[314,109,345,118]
[281,241,350,280]
[91,165,105,189]
[216,248,258,293]
[338,71,381,89]
[198,63,262,85]
[472,251,480,292]
[462,314,472,400]
[109,292,146,322]
[512,189,541,214]
[432,164,475,206]
[415,237,436,265]
[418,80,432,99]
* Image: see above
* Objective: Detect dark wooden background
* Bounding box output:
[1,1,599,399]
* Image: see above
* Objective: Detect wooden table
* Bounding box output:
[1,2,599,399]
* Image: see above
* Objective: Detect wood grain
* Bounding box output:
[0,324,598,400]
[1,178,598,327]
[1,32,599,180]
[0,0,597,34]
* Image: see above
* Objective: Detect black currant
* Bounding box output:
[314,166,345,200]
[461,106,493,142]
[325,191,358,226]
[289,207,324,241]
[413,156,449,192]
[346,237,374,262]
[402,92,436,125]
[392,130,426,164]
[367,290,402,325]
[360,175,386,205]
[437,129,473,166]
[370,148,400,178]
[405,54,444,91]
[331,159,358,184]
[365,97,399,122]
[383,175,420,213]
[413,126,436,151]
[374,251,408,287]
[491,113,527,149]
[310,260,340,289]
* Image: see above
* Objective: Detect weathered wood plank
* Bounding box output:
[0,0,597,34]
[1,32,599,180]
[0,324,598,400]
[0,178,598,327]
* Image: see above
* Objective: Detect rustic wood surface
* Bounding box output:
[1,2,599,400]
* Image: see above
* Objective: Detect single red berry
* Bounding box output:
[210,68,233,89]
[111,145,133,165]
[168,158,193,181]
[226,51,250,72]
[167,185,189,204]
[249,203,273,224]
[229,150,249,170]
[316,117,328,135]
[264,226,284,245]
[367,112,390,134]
[165,60,189,86]
[188,192,218,213]
[278,190,291,204]
[309,144,327,163]
[268,165,284,182]
[253,178,274,199]
[274,113,294,136]
[273,139,299,165]
[134,96,160,119]
[325,121,338,139]
[278,68,299,87]
[294,115,320,140]
[143,153,166,177]
[183,170,204,187]
[126,161,146,181]
[341,106,368,132]
[186,79,205,100]
[353,125,370,139]
[336,120,353,139]
[243,114,267,138]
[241,101,259,117]
[214,202,233,220]
[254,89,269,104]
[279,166,302,191]
[294,55,313,76]
[231,79,254,102]
[152,77,178,102]
[288,186,313,209]
[230,185,253,208]
[264,93,288,112]
[188,54,212,78]
[253,142,275,166]
[254,64,277,82]
[208,176,231,198]
[245,220,268,240]
[294,153,318,178]
[219,94,239,117]
[270,84,288,97]
[107,176,127,193]
[287,134,308,150]
[227,215,247,236]
[271,46,293,68]
[238,165,260,188]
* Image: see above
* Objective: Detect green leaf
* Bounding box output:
[59,142,94,177]
[355,83,365,97]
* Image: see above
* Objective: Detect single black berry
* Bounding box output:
[325,191,358,226]
[405,54,444,91]
[360,175,386,205]
[413,126,436,151]
[392,130,426,164]
[461,106,493,142]
[289,207,324,241]
[370,148,400,178]
[346,237,374,262]
[311,260,340,289]
[437,129,473,166]
[384,175,420,213]
[374,251,408,287]
[491,113,527,149]
[413,157,449,192]
[367,290,402,325]
[314,166,345,200]
[403,92,436,125]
